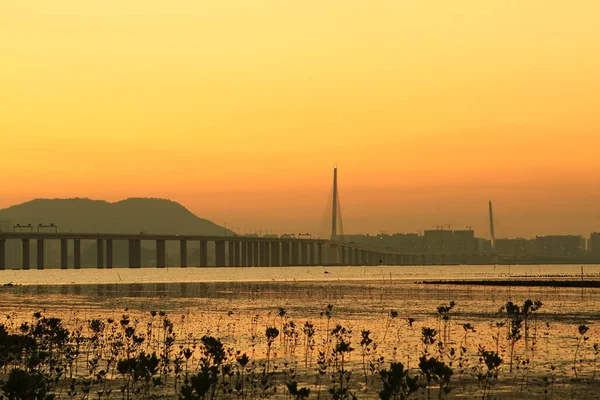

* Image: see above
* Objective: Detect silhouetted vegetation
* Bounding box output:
[0,297,598,399]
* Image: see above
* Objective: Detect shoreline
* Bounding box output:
[422,279,600,288]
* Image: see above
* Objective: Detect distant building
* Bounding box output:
[535,235,585,257]
[496,238,534,256]
[590,233,600,257]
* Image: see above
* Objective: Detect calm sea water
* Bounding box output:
[0,264,598,286]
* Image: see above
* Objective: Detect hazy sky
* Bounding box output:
[1,1,599,238]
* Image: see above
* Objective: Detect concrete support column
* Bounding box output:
[97,239,104,269]
[0,239,5,270]
[316,243,323,265]
[180,240,187,268]
[241,242,248,267]
[60,239,68,269]
[74,239,81,269]
[329,244,339,265]
[128,239,141,268]
[340,246,347,265]
[106,240,113,269]
[291,242,300,266]
[260,241,269,266]
[253,241,260,267]
[215,240,226,267]
[234,241,241,267]
[128,240,133,267]
[156,239,166,268]
[36,239,44,270]
[228,241,235,267]
[281,242,290,266]
[21,239,30,270]
[300,243,308,265]
[199,240,208,267]
[247,242,254,266]
[270,242,280,267]
[309,243,315,266]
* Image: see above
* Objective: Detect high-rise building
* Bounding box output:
[590,233,600,257]
[535,235,585,257]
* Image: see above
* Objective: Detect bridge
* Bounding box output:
[0,232,421,270]
[0,168,423,270]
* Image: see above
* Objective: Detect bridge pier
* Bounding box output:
[199,240,208,267]
[60,239,68,269]
[97,239,104,269]
[247,242,254,266]
[260,241,269,266]
[307,243,314,265]
[316,243,323,265]
[253,242,260,266]
[340,246,347,265]
[352,249,357,265]
[21,239,30,270]
[291,242,300,266]
[128,239,141,268]
[271,242,280,266]
[106,239,113,268]
[36,239,44,270]
[156,239,166,268]
[180,240,187,267]
[281,242,290,265]
[74,239,81,269]
[228,241,235,267]
[299,243,306,265]
[215,240,226,267]
[328,244,340,265]
[241,242,248,266]
[0,239,5,270]
[234,241,241,267]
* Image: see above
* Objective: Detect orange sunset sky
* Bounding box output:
[1,1,599,238]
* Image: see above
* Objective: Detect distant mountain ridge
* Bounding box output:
[0,197,233,236]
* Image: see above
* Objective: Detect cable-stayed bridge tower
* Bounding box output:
[331,167,338,241]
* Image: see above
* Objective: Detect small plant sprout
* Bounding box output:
[436,301,456,344]
[383,310,398,342]
[500,301,524,372]
[476,345,503,399]
[593,343,600,379]
[461,323,475,347]
[421,327,437,356]
[573,324,589,378]
[379,362,421,400]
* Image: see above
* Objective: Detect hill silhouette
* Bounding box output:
[0,198,231,268]
[0,198,233,236]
